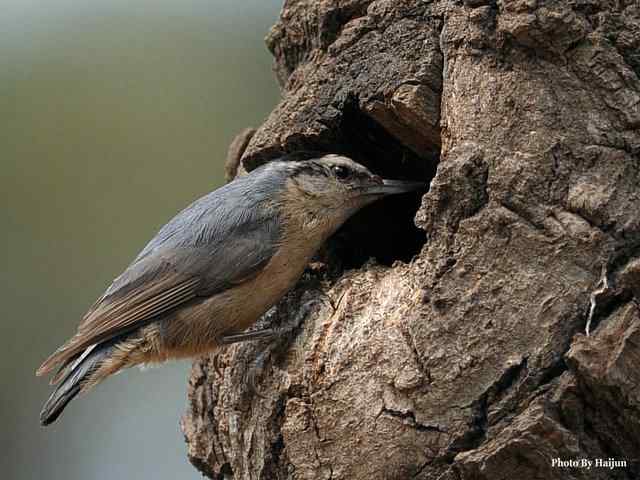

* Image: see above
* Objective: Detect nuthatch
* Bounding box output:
[36,153,424,425]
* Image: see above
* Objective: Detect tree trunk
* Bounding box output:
[182,1,640,478]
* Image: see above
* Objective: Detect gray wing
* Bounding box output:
[37,170,284,376]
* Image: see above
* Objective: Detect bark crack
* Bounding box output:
[378,406,447,434]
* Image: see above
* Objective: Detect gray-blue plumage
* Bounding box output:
[39,161,294,379]
[137,161,290,260]
[37,153,425,425]
[107,161,292,300]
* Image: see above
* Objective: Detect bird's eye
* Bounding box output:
[332,165,351,180]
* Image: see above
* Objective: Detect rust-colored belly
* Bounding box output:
[154,240,317,359]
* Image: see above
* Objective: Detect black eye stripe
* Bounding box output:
[332,165,351,180]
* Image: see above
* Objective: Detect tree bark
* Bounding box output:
[182,1,640,479]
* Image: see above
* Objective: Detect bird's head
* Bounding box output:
[275,153,425,235]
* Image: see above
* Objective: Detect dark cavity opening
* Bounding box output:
[327,102,440,269]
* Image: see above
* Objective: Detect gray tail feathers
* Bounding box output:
[40,342,112,426]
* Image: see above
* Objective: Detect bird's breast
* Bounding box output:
[157,232,324,357]
[221,236,322,329]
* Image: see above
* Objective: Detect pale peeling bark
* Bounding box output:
[182,1,640,479]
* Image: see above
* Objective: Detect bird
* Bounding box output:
[36,152,424,425]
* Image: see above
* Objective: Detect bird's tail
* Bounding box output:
[39,342,113,426]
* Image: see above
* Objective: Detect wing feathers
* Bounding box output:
[80,277,199,338]
[38,176,283,380]
[36,276,200,376]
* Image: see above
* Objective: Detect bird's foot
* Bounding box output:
[236,298,324,398]
[219,329,276,345]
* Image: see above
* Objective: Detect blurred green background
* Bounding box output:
[1,1,282,478]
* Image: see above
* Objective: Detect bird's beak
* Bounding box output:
[362,178,427,196]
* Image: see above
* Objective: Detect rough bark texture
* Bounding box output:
[182,1,640,479]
